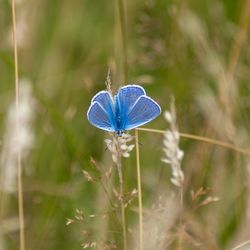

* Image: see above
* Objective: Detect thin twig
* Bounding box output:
[137,127,250,156]
[11,1,25,250]
[135,129,143,250]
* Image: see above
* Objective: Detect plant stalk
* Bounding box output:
[11,1,25,250]
[135,129,143,250]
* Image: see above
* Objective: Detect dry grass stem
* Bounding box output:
[135,129,143,250]
[105,134,130,250]
[137,128,250,156]
[230,239,250,250]
[117,0,128,82]
[11,0,25,249]
[116,157,127,250]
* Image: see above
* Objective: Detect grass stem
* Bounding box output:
[135,129,143,250]
[137,127,250,156]
[230,239,250,250]
[178,186,183,250]
[116,152,127,250]
[117,0,128,82]
[11,1,25,250]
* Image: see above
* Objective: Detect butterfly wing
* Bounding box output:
[124,95,161,130]
[87,91,116,131]
[87,86,161,132]
[116,85,146,130]
[92,91,114,111]
[116,85,146,110]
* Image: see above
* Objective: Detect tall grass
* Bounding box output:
[11,0,25,249]
[0,0,250,249]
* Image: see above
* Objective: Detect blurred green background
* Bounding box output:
[0,0,250,249]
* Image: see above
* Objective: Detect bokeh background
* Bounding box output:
[0,0,250,249]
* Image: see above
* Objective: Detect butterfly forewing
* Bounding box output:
[116,85,146,112]
[87,91,116,131]
[116,85,146,130]
[92,91,115,115]
[124,96,161,130]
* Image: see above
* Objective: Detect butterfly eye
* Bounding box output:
[116,130,124,137]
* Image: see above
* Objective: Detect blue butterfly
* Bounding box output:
[87,84,161,135]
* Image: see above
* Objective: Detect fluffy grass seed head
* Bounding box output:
[105,133,135,164]
[0,79,34,192]
[162,101,184,187]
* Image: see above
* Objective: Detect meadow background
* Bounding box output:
[0,0,250,249]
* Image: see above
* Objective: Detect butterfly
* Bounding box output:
[87,84,161,135]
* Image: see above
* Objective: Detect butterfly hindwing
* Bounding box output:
[124,95,161,130]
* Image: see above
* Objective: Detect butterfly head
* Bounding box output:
[116,130,124,137]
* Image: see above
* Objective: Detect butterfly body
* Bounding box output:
[87,85,161,134]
